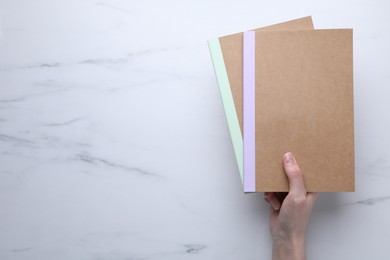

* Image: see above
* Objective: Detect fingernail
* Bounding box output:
[271,202,280,211]
[284,152,294,165]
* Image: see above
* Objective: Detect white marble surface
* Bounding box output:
[0,0,390,259]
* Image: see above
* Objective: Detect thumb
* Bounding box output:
[283,152,306,197]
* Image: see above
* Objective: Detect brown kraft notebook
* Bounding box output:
[252,29,354,192]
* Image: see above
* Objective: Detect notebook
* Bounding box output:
[243,29,354,192]
[208,17,314,187]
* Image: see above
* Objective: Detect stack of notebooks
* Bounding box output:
[208,17,354,193]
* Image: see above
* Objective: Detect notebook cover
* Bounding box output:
[208,17,314,186]
[252,29,354,192]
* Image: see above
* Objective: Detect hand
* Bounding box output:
[264,152,318,260]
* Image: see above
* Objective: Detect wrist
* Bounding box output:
[272,235,306,260]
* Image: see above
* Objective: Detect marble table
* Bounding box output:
[1,0,389,259]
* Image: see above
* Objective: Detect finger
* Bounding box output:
[283,152,306,198]
[270,204,279,223]
[264,192,281,211]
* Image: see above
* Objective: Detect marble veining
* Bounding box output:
[74,153,160,177]
[0,45,183,73]
[356,196,390,206]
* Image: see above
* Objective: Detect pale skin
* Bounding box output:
[264,152,318,260]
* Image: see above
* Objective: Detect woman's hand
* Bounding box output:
[264,152,318,260]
